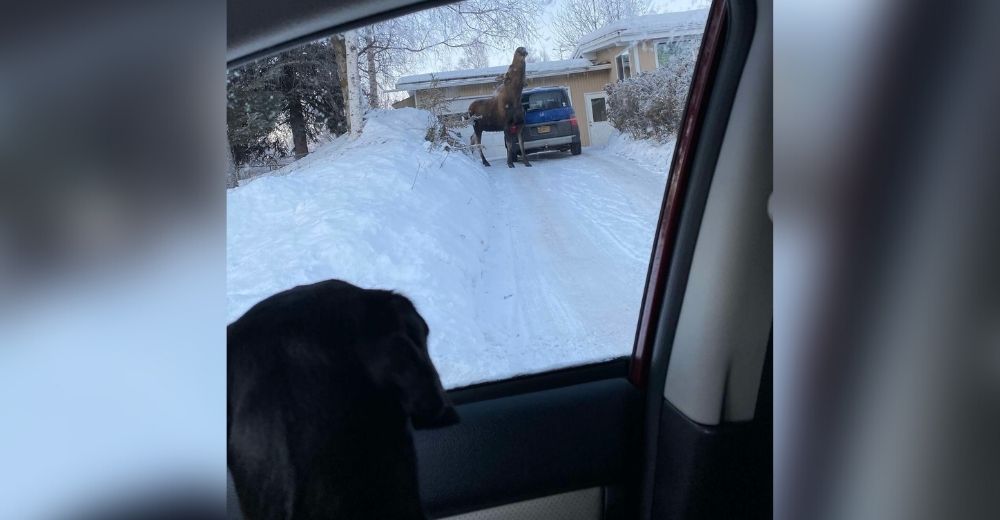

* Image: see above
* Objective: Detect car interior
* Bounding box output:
[227,0,772,518]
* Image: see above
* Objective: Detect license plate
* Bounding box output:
[537,125,551,134]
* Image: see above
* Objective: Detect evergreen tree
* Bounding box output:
[227,40,347,167]
[227,60,285,167]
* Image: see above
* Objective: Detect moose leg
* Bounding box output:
[474,126,490,167]
[518,128,532,167]
[506,131,516,168]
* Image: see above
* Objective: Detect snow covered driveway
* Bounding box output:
[228,109,670,388]
[471,151,667,384]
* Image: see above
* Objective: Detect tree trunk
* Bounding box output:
[345,30,364,137]
[332,36,349,95]
[366,34,379,108]
[280,64,310,158]
[287,95,309,158]
[332,35,349,121]
[226,144,239,189]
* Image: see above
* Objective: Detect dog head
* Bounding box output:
[356,294,458,429]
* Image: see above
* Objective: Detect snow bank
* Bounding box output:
[604,130,677,174]
[228,108,496,386]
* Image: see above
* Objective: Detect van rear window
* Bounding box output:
[524,90,568,111]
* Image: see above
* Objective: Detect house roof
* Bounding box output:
[394,10,706,92]
[572,8,708,59]
[395,59,608,91]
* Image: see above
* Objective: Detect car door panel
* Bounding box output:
[414,377,641,519]
[439,487,601,520]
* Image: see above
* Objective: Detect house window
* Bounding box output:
[616,50,632,80]
[656,38,695,68]
[590,96,608,123]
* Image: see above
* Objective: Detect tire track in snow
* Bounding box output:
[472,149,668,370]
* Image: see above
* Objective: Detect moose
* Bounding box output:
[468,47,532,168]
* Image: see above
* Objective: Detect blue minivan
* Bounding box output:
[507,86,582,159]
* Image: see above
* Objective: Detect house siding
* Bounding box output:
[595,46,628,81]
[412,69,613,147]
[392,95,416,109]
[637,43,658,73]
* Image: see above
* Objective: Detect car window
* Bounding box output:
[226,0,710,388]
[525,90,568,110]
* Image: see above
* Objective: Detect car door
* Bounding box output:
[227,0,768,519]
[413,2,768,518]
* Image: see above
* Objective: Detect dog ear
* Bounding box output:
[357,332,458,429]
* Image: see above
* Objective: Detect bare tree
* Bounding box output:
[345,29,364,137]
[364,29,380,108]
[457,41,491,70]
[354,0,541,109]
[552,0,652,58]
[525,46,551,63]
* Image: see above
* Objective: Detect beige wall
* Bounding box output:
[596,44,662,80]
[595,45,628,81]
[412,69,613,147]
[552,70,614,147]
[637,42,659,74]
[593,42,665,78]
[392,95,416,109]
[595,45,626,65]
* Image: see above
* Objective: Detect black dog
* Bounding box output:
[227,279,457,520]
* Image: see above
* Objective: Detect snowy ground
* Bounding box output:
[605,131,677,174]
[228,109,672,388]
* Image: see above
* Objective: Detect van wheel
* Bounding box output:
[570,142,582,155]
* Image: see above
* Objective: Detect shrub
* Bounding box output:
[605,52,696,143]
[419,77,468,151]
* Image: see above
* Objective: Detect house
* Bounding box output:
[393,8,707,154]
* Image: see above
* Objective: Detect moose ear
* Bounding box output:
[356,332,458,429]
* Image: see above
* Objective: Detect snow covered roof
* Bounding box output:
[395,59,608,91]
[573,9,708,59]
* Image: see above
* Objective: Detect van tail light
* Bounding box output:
[569,117,578,127]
